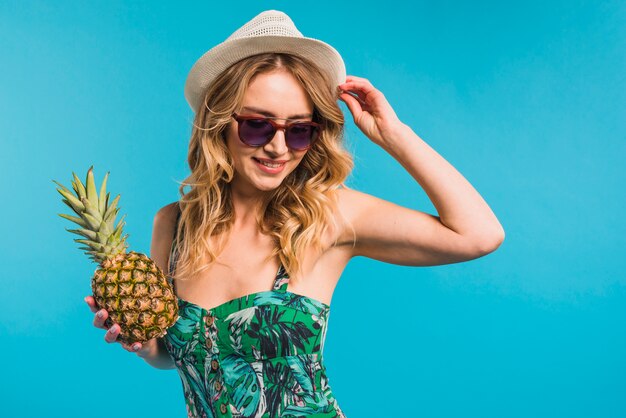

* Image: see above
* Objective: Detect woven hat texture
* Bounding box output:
[184,10,346,113]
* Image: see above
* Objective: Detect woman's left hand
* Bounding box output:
[338,75,405,147]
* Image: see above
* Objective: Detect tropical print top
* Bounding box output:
[162,209,346,417]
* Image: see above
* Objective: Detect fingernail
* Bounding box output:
[96,311,104,319]
[132,343,140,351]
[84,297,89,303]
[109,325,117,333]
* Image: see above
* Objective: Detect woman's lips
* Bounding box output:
[253,157,287,174]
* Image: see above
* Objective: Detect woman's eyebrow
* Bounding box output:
[241,106,312,119]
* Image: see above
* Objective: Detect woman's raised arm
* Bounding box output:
[337,75,504,266]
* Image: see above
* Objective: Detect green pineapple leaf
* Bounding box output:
[66,228,98,241]
[54,181,85,215]
[58,213,88,229]
[61,198,81,217]
[80,197,102,222]
[85,167,100,213]
[112,239,127,254]
[98,172,109,215]
[71,172,87,199]
[103,194,121,222]
[82,211,101,231]
[57,167,129,262]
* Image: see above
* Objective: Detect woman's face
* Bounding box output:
[226,69,314,195]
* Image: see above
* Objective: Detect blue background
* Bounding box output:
[1,1,624,417]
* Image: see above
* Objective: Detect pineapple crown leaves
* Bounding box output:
[53,166,129,264]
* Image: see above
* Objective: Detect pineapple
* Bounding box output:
[54,166,178,344]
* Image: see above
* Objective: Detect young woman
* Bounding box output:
[85,10,504,417]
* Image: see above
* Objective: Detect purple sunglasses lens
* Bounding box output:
[287,124,317,149]
[239,119,275,146]
[239,119,318,150]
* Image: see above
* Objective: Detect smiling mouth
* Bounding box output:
[253,158,286,168]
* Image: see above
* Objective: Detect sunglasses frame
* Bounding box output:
[232,113,323,151]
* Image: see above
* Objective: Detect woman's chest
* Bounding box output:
[174,235,351,311]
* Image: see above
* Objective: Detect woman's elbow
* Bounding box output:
[475,227,505,255]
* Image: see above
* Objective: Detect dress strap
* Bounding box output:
[273,263,290,293]
[168,203,182,289]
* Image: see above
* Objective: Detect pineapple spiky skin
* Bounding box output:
[92,251,178,344]
[55,166,179,344]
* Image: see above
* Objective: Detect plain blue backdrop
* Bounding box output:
[1,1,624,417]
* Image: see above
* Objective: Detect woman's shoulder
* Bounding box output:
[332,185,398,246]
[152,201,180,235]
[150,201,180,273]
[154,201,180,225]
[328,185,369,247]
[333,184,373,219]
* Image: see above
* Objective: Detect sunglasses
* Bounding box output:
[232,113,323,151]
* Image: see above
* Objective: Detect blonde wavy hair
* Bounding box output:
[171,52,354,283]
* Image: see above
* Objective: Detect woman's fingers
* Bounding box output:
[339,77,386,117]
[84,295,98,313]
[86,295,143,352]
[339,84,369,104]
[103,323,143,352]
[89,297,119,343]
[86,295,108,329]
[341,76,377,97]
[86,296,112,333]
[104,323,120,343]
[345,90,370,108]
[93,307,108,329]
[341,85,368,101]
[339,92,363,120]
[338,75,404,146]
[121,341,143,353]
[342,76,398,118]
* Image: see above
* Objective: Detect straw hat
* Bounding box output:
[184,10,346,113]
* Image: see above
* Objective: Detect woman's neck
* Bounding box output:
[230,186,268,229]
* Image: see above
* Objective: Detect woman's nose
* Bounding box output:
[263,128,289,155]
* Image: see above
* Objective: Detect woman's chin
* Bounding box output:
[251,170,293,190]
[232,176,285,194]
[255,179,284,192]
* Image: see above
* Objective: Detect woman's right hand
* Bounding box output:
[84,295,158,357]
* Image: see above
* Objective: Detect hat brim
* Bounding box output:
[184,35,347,113]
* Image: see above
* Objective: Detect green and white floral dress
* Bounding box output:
[163,211,346,418]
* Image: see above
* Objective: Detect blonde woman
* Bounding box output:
[85,10,504,417]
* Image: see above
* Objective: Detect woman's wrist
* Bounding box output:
[137,337,176,369]
[379,121,415,155]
